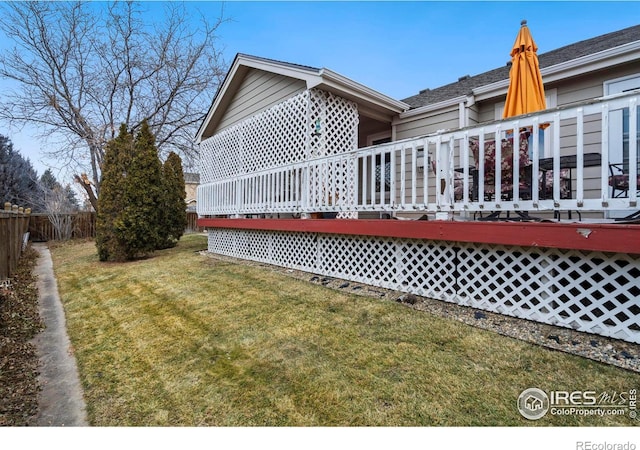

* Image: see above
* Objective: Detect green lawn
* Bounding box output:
[50,234,640,426]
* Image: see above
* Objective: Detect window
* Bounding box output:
[621,107,640,172]
[371,136,391,192]
[605,74,640,168]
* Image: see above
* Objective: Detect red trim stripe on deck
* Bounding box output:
[197,218,640,255]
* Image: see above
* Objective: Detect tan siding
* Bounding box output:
[553,64,640,201]
[467,104,480,127]
[539,113,603,201]
[389,64,640,210]
[476,100,503,123]
[473,64,640,124]
[215,69,306,133]
[553,62,640,106]
[555,77,603,106]
[395,108,460,140]
[470,68,640,203]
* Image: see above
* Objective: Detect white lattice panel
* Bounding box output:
[271,232,318,270]
[199,88,359,216]
[199,91,309,184]
[318,235,398,287]
[207,228,238,256]
[455,247,640,341]
[243,95,308,172]
[207,228,640,344]
[200,88,358,183]
[456,246,560,318]
[199,126,243,184]
[396,241,460,303]
[308,89,359,158]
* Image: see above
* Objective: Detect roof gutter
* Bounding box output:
[195,54,410,143]
[395,95,468,123]
[319,68,409,113]
[194,54,325,143]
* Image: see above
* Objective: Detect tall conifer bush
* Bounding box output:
[96,125,133,261]
[0,134,41,210]
[97,121,186,261]
[116,120,164,259]
[158,151,187,249]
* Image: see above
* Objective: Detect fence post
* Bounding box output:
[10,205,18,277]
[0,203,31,282]
[0,204,9,280]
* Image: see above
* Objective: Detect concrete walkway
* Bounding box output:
[31,243,88,426]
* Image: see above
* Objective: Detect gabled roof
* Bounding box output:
[403,24,640,108]
[196,53,409,142]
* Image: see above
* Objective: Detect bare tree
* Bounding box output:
[0,1,227,210]
[44,185,76,241]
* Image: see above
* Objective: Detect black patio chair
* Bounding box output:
[609,162,640,198]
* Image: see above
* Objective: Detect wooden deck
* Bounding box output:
[198,217,640,255]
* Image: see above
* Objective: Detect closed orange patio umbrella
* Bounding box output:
[501,20,555,206]
[503,20,546,118]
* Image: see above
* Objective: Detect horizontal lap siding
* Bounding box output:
[473,69,640,203]
[389,108,460,206]
[215,69,306,133]
[552,65,639,200]
[557,113,602,199]
[554,76,603,201]
[393,109,460,205]
[395,108,460,141]
[553,63,640,194]
[476,105,500,125]
[555,62,640,105]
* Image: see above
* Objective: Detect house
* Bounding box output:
[400,23,640,137]
[524,396,544,412]
[184,172,200,212]
[196,25,640,344]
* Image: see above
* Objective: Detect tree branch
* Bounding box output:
[0,1,227,197]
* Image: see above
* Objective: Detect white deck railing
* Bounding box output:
[198,91,640,219]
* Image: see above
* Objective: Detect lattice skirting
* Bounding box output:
[207,229,640,344]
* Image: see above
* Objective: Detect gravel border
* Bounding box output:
[201,251,640,373]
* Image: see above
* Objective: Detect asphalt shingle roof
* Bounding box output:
[236,53,321,74]
[401,24,640,109]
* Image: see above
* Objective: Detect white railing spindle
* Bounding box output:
[197,91,640,219]
[629,98,638,202]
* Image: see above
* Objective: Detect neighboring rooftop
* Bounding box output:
[402,24,640,109]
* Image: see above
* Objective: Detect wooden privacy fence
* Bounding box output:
[29,211,201,242]
[28,212,96,242]
[0,203,31,282]
[186,211,203,232]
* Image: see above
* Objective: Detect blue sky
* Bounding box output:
[216,1,640,99]
[3,1,640,180]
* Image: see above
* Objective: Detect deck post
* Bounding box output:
[435,136,453,220]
